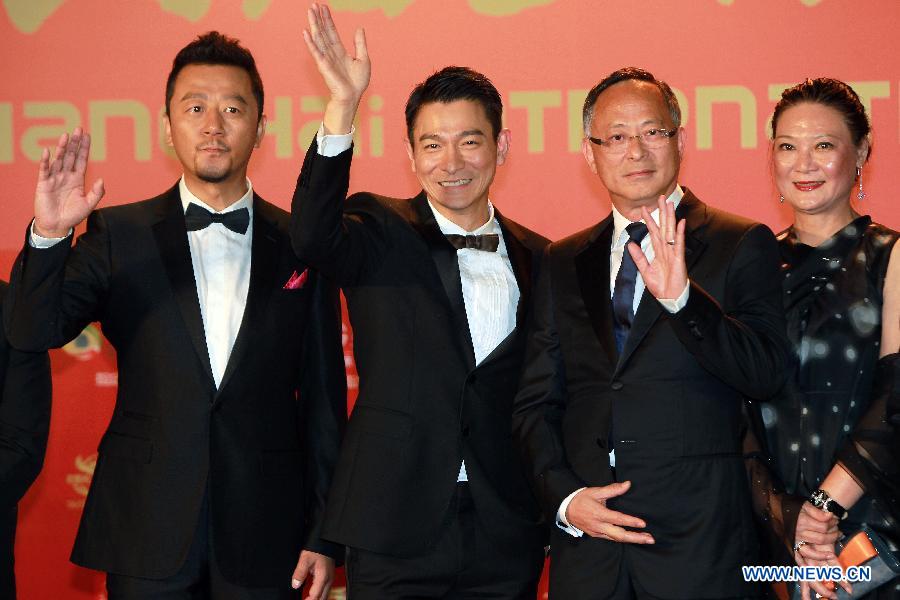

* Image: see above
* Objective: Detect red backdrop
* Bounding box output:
[2,1,899,598]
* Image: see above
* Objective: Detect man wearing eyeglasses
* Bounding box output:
[513,67,790,599]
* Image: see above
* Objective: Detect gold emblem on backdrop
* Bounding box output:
[61,324,103,361]
[2,0,569,34]
[65,453,97,509]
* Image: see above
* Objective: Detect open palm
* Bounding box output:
[303,3,370,110]
[34,127,104,237]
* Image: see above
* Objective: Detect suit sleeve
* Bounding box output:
[0,284,52,510]
[290,139,392,287]
[298,271,347,560]
[512,247,587,518]
[669,223,790,399]
[4,211,111,352]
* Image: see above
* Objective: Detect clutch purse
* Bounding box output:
[788,526,900,599]
[834,526,900,599]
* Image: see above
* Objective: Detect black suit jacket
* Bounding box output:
[513,190,790,599]
[0,280,52,596]
[3,187,346,586]
[291,141,548,556]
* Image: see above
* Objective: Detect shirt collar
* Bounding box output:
[179,176,254,216]
[611,185,683,249]
[427,199,499,236]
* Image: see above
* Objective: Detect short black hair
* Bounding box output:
[405,66,503,143]
[582,67,681,135]
[771,77,871,161]
[165,31,264,120]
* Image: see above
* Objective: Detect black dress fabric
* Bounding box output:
[756,216,900,598]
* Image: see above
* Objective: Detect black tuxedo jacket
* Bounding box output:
[291,141,548,556]
[513,190,790,599]
[3,187,346,586]
[0,280,52,595]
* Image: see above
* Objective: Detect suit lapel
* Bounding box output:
[215,196,280,398]
[496,210,532,328]
[575,217,618,369]
[409,192,476,369]
[476,210,533,366]
[615,190,708,374]
[152,186,215,387]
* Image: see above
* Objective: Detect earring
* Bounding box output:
[779,194,784,204]
[856,166,866,201]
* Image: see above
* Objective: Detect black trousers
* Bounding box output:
[609,560,758,600]
[346,482,545,600]
[0,507,16,600]
[106,491,296,600]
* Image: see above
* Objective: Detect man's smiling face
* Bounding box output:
[406,99,509,229]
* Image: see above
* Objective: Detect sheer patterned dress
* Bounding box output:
[750,216,900,598]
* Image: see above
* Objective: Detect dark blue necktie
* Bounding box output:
[612,222,648,354]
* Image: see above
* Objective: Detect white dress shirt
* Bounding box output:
[428,200,520,482]
[31,177,255,389]
[179,178,254,388]
[556,185,690,537]
[315,125,520,482]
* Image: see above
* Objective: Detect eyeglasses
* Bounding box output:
[588,127,677,153]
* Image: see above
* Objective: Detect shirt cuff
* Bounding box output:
[29,221,71,248]
[316,123,354,157]
[557,487,586,537]
[658,281,690,313]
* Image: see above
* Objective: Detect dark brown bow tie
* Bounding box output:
[444,233,500,252]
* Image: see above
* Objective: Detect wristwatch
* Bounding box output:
[809,488,846,519]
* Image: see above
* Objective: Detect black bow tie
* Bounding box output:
[445,233,500,252]
[184,203,250,235]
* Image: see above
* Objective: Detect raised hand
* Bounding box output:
[34,127,104,238]
[566,481,655,544]
[629,195,687,301]
[302,2,370,134]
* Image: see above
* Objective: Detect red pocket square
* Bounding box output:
[283,268,309,290]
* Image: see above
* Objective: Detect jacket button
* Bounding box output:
[611,381,623,391]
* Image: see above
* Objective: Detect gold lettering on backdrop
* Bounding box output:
[368,95,384,157]
[672,87,690,129]
[509,91,561,153]
[298,96,327,155]
[65,453,96,509]
[1,0,65,34]
[567,89,588,152]
[157,106,177,158]
[847,82,891,119]
[767,81,890,140]
[243,0,273,20]
[0,103,12,163]
[267,97,294,159]
[717,0,823,5]
[89,100,152,161]
[695,85,757,149]
[329,0,414,18]
[21,101,80,161]
[0,83,894,163]
[157,0,210,22]
[468,0,557,15]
